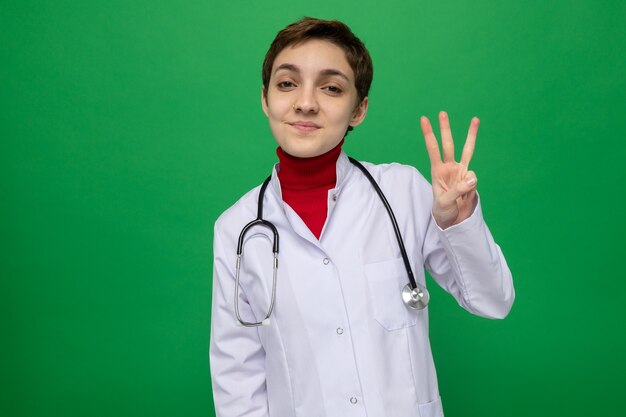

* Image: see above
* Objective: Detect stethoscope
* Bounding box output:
[235,157,430,327]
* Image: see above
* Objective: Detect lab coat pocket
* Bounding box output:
[364,258,419,331]
[418,396,444,417]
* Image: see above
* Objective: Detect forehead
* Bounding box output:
[272,39,354,80]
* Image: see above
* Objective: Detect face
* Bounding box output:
[262,39,368,158]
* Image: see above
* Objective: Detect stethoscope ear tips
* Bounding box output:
[402,283,430,310]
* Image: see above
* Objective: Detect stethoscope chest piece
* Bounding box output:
[402,283,429,310]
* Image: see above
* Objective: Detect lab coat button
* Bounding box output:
[332,194,337,202]
[350,396,358,404]
[336,327,344,335]
[323,258,330,265]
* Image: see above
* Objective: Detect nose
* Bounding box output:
[293,86,319,114]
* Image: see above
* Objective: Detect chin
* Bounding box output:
[284,148,322,158]
[276,131,343,158]
[278,141,321,159]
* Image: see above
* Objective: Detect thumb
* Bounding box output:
[455,171,478,196]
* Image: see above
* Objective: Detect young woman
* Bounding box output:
[210,17,514,417]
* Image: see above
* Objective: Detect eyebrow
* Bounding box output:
[274,63,351,82]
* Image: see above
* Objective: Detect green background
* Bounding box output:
[2,0,625,416]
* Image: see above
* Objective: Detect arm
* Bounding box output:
[210,224,269,417]
[422,192,515,318]
[419,112,514,318]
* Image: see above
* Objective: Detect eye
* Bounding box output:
[323,85,343,94]
[277,81,295,89]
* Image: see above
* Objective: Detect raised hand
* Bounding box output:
[420,111,480,229]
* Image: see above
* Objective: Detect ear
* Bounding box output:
[349,96,369,127]
[261,86,269,117]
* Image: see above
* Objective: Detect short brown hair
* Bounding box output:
[262,17,373,106]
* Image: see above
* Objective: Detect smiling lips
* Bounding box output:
[288,121,321,133]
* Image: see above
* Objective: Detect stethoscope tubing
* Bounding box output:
[234,157,429,326]
[235,176,278,327]
[348,157,420,292]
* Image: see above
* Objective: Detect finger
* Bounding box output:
[439,111,455,163]
[457,171,478,198]
[466,189,477,204]
[420,116,442,167]
[461,189,477,203]
[439,171,478,207]
[438,171,478,207]
[460,117,480,167]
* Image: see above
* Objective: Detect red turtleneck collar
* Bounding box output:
[276,140,343,238]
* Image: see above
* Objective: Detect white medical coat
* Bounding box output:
[210,151,514,417]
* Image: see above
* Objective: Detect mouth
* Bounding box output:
[287,121,321,133]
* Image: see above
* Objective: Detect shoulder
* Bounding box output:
[354,159,432,193]
[348,159,434,229]
[214,184,263,237]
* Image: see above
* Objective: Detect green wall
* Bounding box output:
[2,0,625,416]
